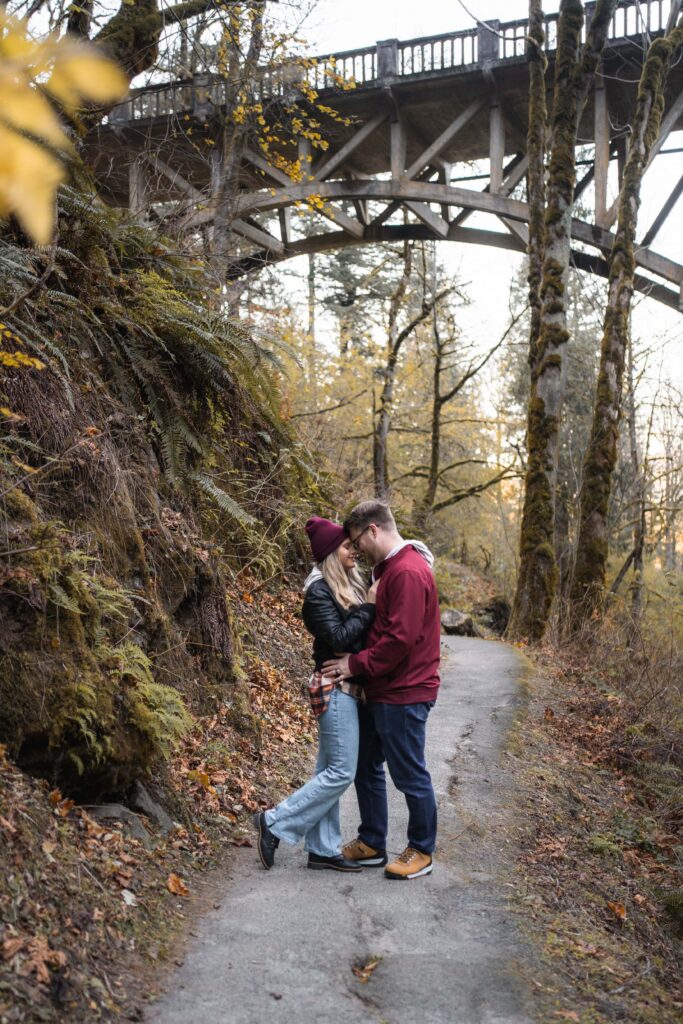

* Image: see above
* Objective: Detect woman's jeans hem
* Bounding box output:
[265,688,359,858]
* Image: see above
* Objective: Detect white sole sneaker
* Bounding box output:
[385,860,433,880]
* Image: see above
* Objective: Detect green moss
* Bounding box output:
[2,487,39,522]
[96,0,163,78]
[588,833,622,858]
[0,525,191,794]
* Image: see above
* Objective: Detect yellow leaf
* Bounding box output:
[0,84,68,149]
[187,768,212,790]
[46,51,127,110]
[0,406,24,421]
[0,124,63,245]
[10,457,37,474]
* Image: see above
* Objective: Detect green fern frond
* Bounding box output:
[191,472,258,527]
[49,582,83,614]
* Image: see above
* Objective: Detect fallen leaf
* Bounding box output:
[607,900,626,921]
[552,1014,580,1023]
[49,789,62,805]
[2,937,26,960]
[41,840,56,857]
[633,894,646,905]
[187,768,214,792]
[352,956,381,983]
[0,815,16,833]
[121,889,138,907]
[166,873,189,897]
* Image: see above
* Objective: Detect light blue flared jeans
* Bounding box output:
[264,688,359,858]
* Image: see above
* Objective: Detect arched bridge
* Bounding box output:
[88,0,683,309]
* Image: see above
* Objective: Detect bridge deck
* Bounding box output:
[87,1,682,209]
[84,0,683,305]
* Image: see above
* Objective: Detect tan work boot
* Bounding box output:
[341,837,388,867]
[384,846,433,880]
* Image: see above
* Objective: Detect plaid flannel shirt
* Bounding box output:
[307,671,364,717]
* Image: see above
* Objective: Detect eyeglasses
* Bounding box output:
[349,524,373,552]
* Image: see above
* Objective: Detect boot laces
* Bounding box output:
[397,847,419,864]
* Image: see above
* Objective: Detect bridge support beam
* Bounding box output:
[489,95,505,194]
[594,74,610,227]
[129,158,149,216]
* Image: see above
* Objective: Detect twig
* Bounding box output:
[0,247,56,319]
[79,859,109,896]
[454,0,505,39]
[289,389,368,419]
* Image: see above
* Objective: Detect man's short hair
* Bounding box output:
[344,500,396,534]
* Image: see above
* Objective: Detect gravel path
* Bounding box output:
[146,636,534,1024]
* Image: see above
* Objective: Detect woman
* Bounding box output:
[253,515,376,872]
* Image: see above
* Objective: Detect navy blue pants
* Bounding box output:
[355,699,437,855]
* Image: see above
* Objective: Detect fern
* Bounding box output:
[192,472,257,527]
[49,582,83,614]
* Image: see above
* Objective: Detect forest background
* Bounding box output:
[0,0,682,1019]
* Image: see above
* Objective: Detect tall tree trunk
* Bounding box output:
[211,3,265,281]
[413,307,444,532]
[307,253,317,405]
[373,243,412,499]
[626,335,645,629]
[508,0,616,641]
[507,0,549,639]
[570,14,683,627]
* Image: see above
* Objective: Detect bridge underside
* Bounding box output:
[87,15,683,310]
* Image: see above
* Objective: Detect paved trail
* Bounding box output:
[147,637,534,1024]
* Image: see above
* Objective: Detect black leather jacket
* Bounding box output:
[302,579,375,675]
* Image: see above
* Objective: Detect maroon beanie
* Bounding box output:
[305,516,346,563]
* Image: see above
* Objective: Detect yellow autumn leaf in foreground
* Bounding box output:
[47,53,128,111]
[0,123,63,245]
[0,11,127,244]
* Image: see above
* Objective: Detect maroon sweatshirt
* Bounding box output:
[348,545,441,704]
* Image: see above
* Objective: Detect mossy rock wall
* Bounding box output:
[0,376,237,796]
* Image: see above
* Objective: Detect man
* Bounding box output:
[323,500,441,880]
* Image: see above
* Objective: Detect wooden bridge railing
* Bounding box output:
[109,0,676,124]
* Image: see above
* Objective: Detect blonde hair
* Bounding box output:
[321,545,368,610]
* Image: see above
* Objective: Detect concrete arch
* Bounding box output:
[219,180,683,310]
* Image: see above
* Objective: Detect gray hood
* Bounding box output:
[371,539,435,581]
[303,565,324,593]
[405,539,435,569]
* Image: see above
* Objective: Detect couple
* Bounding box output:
[253,500,441,881]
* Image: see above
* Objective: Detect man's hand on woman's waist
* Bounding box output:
[322,654,352,680]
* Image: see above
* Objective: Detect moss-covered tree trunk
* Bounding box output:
[570,15,683,628]
[508,0,616,641]
[212,3,266,279]
[507,0,548,639]
[625,335,645,630]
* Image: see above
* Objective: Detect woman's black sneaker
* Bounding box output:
[253,811,279,869]
[307,853,362,872]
